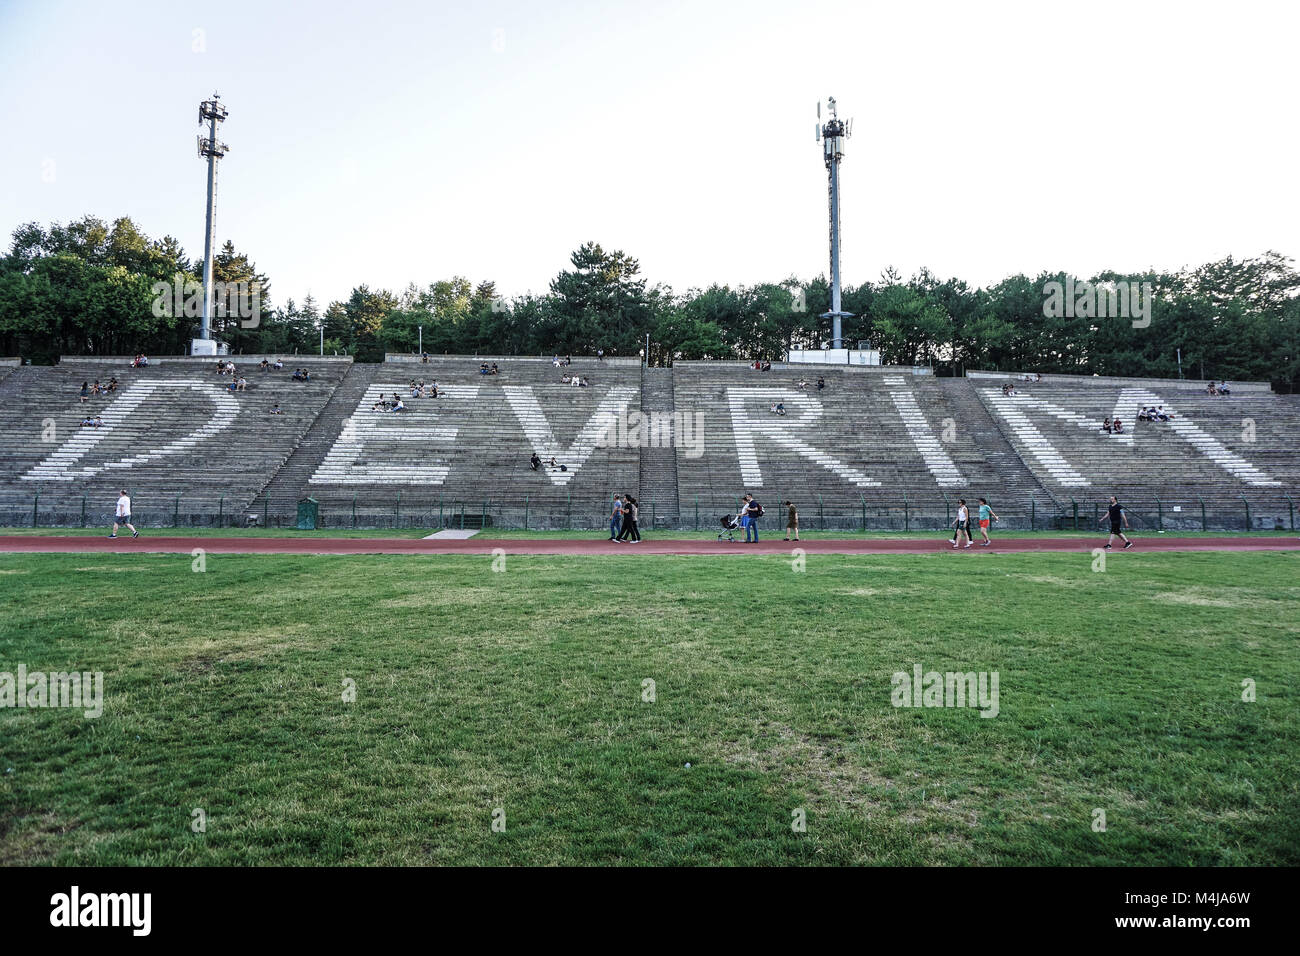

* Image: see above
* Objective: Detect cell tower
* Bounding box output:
[816,96,853,350]
[195,94,229,353]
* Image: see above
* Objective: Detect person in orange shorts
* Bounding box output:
[976,497,999,547]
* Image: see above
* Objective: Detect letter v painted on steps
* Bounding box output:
[502,385,639,485]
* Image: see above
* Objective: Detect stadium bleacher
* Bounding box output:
[0,355,1294,530]
[0,356,351,527]
[971,376,1300,528]
[671,362,1052,529]
[297,356,642,528]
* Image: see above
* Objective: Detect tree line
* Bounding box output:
[2,216,1297,390]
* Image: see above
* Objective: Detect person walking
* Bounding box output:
[951,499,971,549]
[783,500,799,541]
[976,498,999,546]
[608,494,624,541]
[109,489,139,539]
[617,495,641,543]
[1099,495,1134,549]
[743,495,762,543]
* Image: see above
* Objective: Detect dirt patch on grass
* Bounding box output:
[1151,590,1239,608]
[715,723,897,812]
[0,810,76,865]
[378,588,497,610]
[1020,574,1090,589]
[73,566,155,573]
[168,624,316,672]
[838,587,911,598]
[711,721,980,850]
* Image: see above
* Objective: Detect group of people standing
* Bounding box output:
[609,495,641,542]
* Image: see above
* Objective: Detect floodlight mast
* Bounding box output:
[817,96,853,350]
[197,94,229,343]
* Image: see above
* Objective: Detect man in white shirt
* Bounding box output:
[109,490,139,539]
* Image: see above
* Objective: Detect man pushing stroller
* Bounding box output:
[716,494,764,543]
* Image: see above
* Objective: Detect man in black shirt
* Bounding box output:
[1099,496,1134,549]
[743,496,762,543]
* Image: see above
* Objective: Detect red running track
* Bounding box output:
[0,535,1296,557]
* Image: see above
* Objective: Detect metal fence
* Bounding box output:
[3,491,1295,533]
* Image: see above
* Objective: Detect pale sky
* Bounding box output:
[2,0,1297,308]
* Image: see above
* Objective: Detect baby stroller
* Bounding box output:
[717,513,742,542]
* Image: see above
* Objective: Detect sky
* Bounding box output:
[1,0,1297,308]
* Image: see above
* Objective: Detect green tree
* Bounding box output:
[550,242,651,355]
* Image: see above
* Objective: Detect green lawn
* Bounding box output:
[1,549,1296,865]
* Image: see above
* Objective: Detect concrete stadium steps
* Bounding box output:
[967,369,1275,392]
[0,366,42,401]
[638,367,679,526]
[248,362,384,518]
[938,378,1060,515]
[672,364,1022,526]
[299,357,641,527]
[971,381,1300,527]
[0,358,351,524]
[0,354,1294,530]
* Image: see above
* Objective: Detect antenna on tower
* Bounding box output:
[195,93,230,354]
[815,95,854,351]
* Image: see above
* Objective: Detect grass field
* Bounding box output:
[1,546,1297,865]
